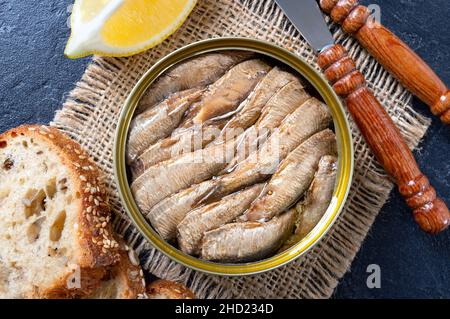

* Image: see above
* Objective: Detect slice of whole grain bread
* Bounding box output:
[0,125,120,298]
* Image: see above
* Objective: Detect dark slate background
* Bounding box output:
[0,0,448,298]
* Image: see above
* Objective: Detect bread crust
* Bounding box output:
[0,124,120,298]
[114,242,147,299]
[43,267,107,299]
[147,280,195,299]
[85,238,147,299]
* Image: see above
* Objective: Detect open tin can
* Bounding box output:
[114,38,354,276]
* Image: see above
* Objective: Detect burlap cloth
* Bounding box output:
[51,0,431,299]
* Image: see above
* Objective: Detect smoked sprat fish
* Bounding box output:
[281,155,337,250]
[177,59,271,129]
[126,51,342,263]
[130,59,270,176]
[205,97,332,202]
[200,209,297,262]
[242,129,337,222]
[140,86,307,231]
[254,79,309,132]
[137,51,254,113]
[127,89,203,163]
[295,155,337,238]
[221,79,310,172]
[131,121,226,179]
[144,134,257,242]
[217,67,300,140]
[147,179,217,241]
[131,64,287,178]
[177,184,265,255]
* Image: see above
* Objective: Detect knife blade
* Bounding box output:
[275,0,333,52]
[274,0,450,233]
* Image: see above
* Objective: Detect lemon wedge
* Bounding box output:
[65,0,197,58]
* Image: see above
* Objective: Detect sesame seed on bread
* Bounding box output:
[0,124,120,298]
[147,279,195,299]
[88,239,147,299]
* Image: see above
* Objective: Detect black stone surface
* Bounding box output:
[0,0,448,298]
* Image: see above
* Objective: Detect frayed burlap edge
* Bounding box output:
[51,0,431,299]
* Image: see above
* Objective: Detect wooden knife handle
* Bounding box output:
[318,44,450,234]
[319,0,450,124]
